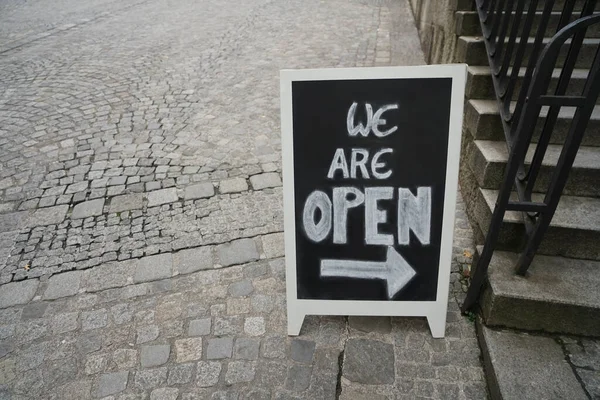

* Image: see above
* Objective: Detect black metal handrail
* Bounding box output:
[462,0,600,312]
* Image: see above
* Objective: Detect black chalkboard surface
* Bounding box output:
[281,65,466,338]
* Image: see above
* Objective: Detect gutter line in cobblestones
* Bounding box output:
[336,317,349,399]
[557,337,594,400]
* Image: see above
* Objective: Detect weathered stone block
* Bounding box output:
[188,318,211,336]
[250,173,281,190]
[109,193,143,213]
[225,361,256,384]
[175,337,203,362]
[71,199,104,219]
[219,178,248,194]
[44,271,82,300]
[217,239,259,266]
[234,338,260,360]
[134,254,172,283]
[290,339,315,364]
[261,232,284,258]
[184,183,215,200]
[141,344,171,368]
[206,337,233,359]
[95,371,128,397]
[343,339,395,384]
[85,261,130,292]
[173,246,213,275]
[29,205,68,227]
[147,188,178,207]
[0,280,38,308]
[196,361,222,387]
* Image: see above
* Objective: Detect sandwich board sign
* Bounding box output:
[280,65,466,338]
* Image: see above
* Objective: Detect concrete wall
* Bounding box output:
[408,0,472,64]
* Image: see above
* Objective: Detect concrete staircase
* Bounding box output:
[453,1,600,399]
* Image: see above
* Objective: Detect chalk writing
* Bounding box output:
[347,102,399,137]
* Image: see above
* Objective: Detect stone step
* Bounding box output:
[468,140,600,197]
[466,66,595,103]
[476,248,600,336]
[471,188,600,259]
[477,323,589,399]
[465,99,600,147]
[456,36,599,68]
[456,11,600,37]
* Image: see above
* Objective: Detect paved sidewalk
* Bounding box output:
[0,0,487,398]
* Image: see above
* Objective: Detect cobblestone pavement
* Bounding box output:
[0,0,488,398]
[562,336,600,398]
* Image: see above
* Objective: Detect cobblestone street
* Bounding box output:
[0,0,488,399]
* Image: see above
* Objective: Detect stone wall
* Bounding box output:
[408,0,472,64]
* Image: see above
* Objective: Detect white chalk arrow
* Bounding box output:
[320,246,417,299]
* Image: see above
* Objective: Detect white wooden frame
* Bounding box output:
[280,64,467,338]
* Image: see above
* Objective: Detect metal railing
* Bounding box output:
[462,0,600,312]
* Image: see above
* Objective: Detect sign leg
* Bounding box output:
[287,313,305,336]
[426,313,447,338]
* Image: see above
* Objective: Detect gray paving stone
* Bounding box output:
[228,280,253,297]
[343,339,395,384]
[217,238,259,267]
[0,211,28,233]
[348,316,392,333]
[150,387,179,400]
[234,338,260,360]
[137,325,160,344]
[184,182,215,200]
[196,361,222,387]
[244,317,265,336]
[290,339,316,364]
[147,188,178,207]
[285,364,312,391]
[134,367,168,390]
[96,371,128,397]
[219,178,248,194]
[261,336,286,359]
[43,271,82,299]
[29,205,68,227]
[82,309,108,331]
[21,302,47,319]
[85,261,130,292]
[54,379,92,400]
[51,312,78,334]
[85,353,108,375]
[225,361,256,384]
[167,363,194,385]
[261,232,284,258]
[71,199,105,219]
[173,246,213,275]
[113,349,138,370]
[0,280,39,308]
[207,337,234,359]
[141,344,171,368]
[188,318,211,336]
[340,388,386,400]
[250,172,281,190]
[77,332,103,354]
[134,254,173,283]
[65,181,88,194]
[578,369,600,399]
[109,193,143,213]
[175,337,203,362]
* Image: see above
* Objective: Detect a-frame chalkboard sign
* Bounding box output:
[280,65,466,338]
